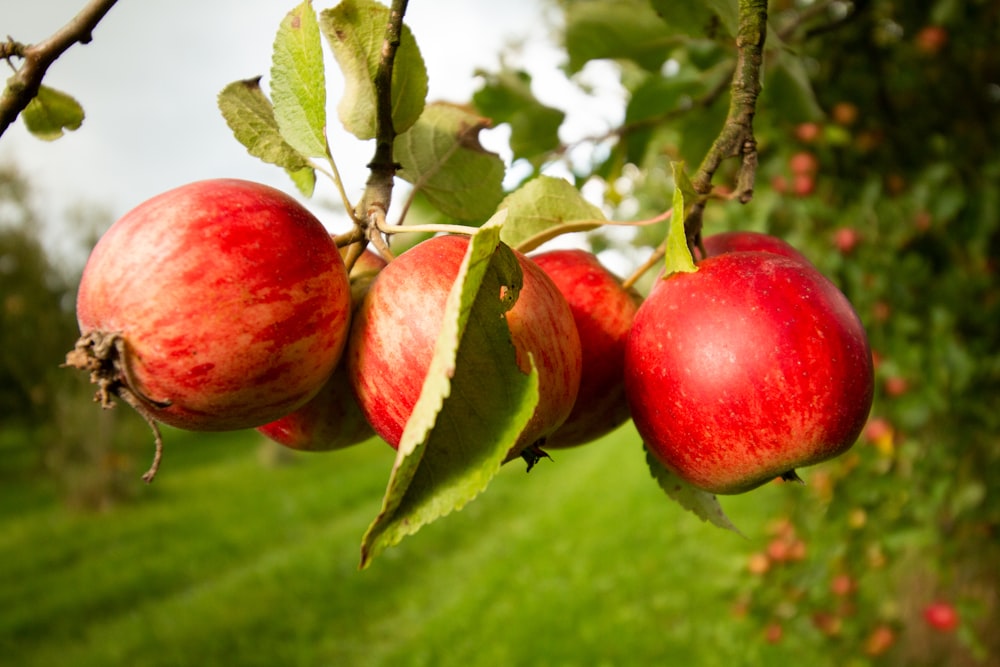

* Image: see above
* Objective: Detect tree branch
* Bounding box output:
[0,0,120,139]
[355,0,409,248]
[686,0,768,243]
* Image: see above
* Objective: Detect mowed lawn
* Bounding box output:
[1,423,797,666]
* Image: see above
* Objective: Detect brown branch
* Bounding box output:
[686,0,769,244]
[0,0,120,138]
[355,0,409,248]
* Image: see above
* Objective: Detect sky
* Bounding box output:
[0,0,625,266]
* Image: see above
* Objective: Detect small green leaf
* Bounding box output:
[218,78,313,175]
[360,217,540,568]
[564,0,673,73]
[394,102,505,222]
[286,165,317,197]
[663,162,698,276]
[320,0,428,140]
[645,445,743,535]
[21,85,84,141]
[496,175,606,253]
[472,68,565,164]
[647,0,717,37]
[760,51,824,123]
[271,0,328,157]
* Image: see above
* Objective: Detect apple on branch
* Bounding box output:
[347,234,582,462]
[626,250,874,495]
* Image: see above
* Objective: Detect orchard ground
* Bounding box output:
[0,421,986,666]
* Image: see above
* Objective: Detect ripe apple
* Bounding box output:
[69,178,352,432]
[529,249,641,448]
[923,601,960,632]
[696,231,813,265]
[256,249,387,451]
[347,234,582,458]
[625,251,874,495]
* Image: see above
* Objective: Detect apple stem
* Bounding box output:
[780,469,806,485]
[63,330,170,483]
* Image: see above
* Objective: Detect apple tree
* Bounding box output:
[4,0,998,662]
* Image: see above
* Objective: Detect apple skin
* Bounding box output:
[923,601,960,632]
[625,251,874,495]
[696,231,813,265]
[74,179,352,431]
[256,249,386,451]
[347,235,582,456]
[530,248,641,447]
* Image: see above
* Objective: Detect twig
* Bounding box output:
[0,0,119,138]
[685,0,769,244]
[354,0,409,249]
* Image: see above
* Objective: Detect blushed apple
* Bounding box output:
[530,248,641,448]
[626,251,874,495]
[69,178,352,432]
[347,235,582,459]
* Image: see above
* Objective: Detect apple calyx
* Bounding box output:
[64,330,169,483]
[520,441,553,472]
[780,470,805,484]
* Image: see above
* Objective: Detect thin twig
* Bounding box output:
[685,0,769,245]
[0,0,119,138]
[354,0,409,250]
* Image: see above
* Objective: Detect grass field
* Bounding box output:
[2,423,814,666]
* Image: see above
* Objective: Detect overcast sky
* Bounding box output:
[0,0,624,265]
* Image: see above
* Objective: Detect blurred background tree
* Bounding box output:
[472,0,999,663]
[0,165,146,509]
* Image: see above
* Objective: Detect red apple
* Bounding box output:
[530,249,641,448]
[789,151,819,176]
[69,179,352,432]
[923,601,960,632]
[256,249,386,451]
[834,227,862,254]
[864,625,896,657]
[625,251,874,494]
[697,231,813,265]
[347,234,582,458]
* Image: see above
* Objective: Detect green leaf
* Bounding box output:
[218,77,314,175]
[320,0,427,140]
[21,85,84,141]
[661,162,698,276]
[564,0,673,73]
[286,165,317,197]
[270,0,328,158]
[647,0,717,37]
[760,51,824,123]
[645,445,743,535]
[472,68,565,164]
[360,218,540,568]
[496,175,606,253]
[394,102,505,222]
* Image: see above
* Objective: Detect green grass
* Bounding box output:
[1,424,796,667]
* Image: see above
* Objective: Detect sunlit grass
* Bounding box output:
[1,423,801,666]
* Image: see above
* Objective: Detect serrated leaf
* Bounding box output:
[497,176,606,253]
[320,0,427,140]
[645,445,743,535]
[472,68,565,164]
[286,165,317,197]
[663,162,698,276]
[218,78,313,175]
[394,102,504,222]
[360,217,540,568]
[271,0,328,157]
[564,0,673,73]
[21,85,84,141]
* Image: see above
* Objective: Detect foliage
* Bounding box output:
[2,0,998,663]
